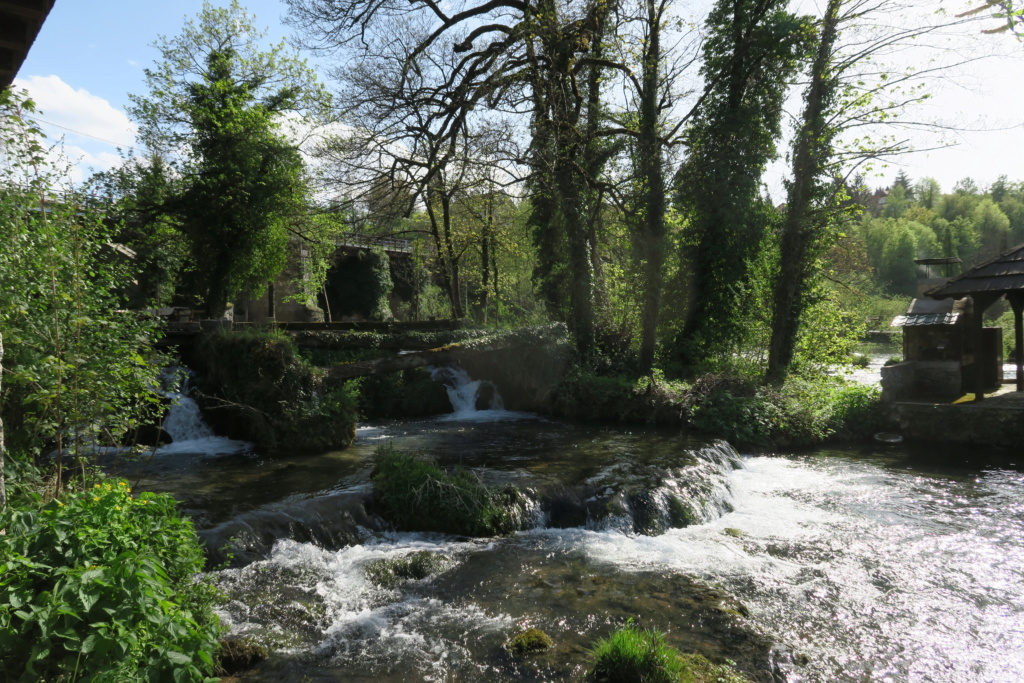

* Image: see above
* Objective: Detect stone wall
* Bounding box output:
[886,401,1024,449]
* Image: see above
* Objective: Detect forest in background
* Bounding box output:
[68,0,1014,383]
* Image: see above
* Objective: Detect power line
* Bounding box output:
[25,114,136,148]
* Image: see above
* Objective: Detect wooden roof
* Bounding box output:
[926,243,1024,299]
[1,0,56,88]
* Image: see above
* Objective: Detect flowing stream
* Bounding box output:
[130,369,1024,682]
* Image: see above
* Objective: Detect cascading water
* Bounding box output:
[156,368,250,456]
[130,405,1024,682]
[162,371,215,442]
[428,363,511,419]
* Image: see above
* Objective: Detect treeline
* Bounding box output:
[856,172,1024,295]
[78,0,995,385]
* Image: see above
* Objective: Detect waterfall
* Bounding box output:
[428,363,505,416]
[157,368,250,455]
[163,372,215,442]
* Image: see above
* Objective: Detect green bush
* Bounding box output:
[0,477,222,681]
[588,623,751,683]
[689,376,882,447]
[191,330,360,452]
[371,446,528,537]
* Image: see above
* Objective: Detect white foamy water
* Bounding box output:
[215,535,512,679]
[156,371,251,456]
[539,455,1024,682]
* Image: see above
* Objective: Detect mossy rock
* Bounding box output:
[723,527,744,538]
[365,551,452,589]
[371,446,530,537]
[189,331,359,452]
[506,627,554,655]
[216,637,267,675]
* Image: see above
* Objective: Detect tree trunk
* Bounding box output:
[766,0,841,384]
[637,0,666,374]
[425,185,464,319]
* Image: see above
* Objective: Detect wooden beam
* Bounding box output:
[1010,292,1024,392]
[971,293,1000,402]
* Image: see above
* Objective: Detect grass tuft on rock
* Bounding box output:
[371,445,529,537]
[506,627,554,655]
[365,551,452,588]
[589,623,753,683]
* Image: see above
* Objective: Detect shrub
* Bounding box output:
[689,376,882,448]
[0,477,222,681]
[190,330,360,452]
[371,446,528,537]
[588,623,752,683]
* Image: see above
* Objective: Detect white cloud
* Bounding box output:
[13,74,137,148]
[11,75,138,184]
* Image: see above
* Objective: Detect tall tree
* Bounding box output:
[767,0,843,383]
[670,0,810,370]
[287,0,617,357]
[129,1,329,316]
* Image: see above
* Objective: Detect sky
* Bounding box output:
[12,0,1024,192]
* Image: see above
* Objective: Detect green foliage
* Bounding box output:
[191,331,359,452]
[0,477,221,681]
[371,446,528,537]
[689,377,882,447]
[364,551,452,589]
[505,627,553,655]
[0,89,163,464]
[669,0,812,368]
[551,370,689,424]
[588,623,752,683]
[126,1,329,316]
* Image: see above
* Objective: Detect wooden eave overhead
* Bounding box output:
[925,243,1024,299]
[0,0,55,88]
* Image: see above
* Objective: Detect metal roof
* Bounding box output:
[891,312,961,327]
[926,243,1024,299]
[1,0,56,88]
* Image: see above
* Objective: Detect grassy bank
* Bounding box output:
[550,370,882,449]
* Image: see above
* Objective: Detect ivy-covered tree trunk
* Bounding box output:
[670,0,809,371]
[767,0,842,384]
[637,0,667,374]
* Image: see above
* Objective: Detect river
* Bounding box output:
[130,377,1024,682]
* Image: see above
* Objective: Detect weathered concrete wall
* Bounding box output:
[880,362,914,402]
[885,401,1024,449]
[881,361,962,402]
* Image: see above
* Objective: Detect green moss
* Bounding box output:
[216,638,268,675]
[365,551,451,588]
[190,330,359,452]
[588,624,753,683]
[371,445,529,537]
[505,627,554,655]
[723,527,744,538]
[667,495,696,529]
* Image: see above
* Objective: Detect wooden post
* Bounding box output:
[1010,292,1024,392]
[972,294,997,402]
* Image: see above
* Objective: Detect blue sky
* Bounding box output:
[12,0,1024,193]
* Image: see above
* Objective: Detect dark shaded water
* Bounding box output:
[128,408,1024,682]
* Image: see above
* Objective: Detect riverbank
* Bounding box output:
[885,387,1024,450]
